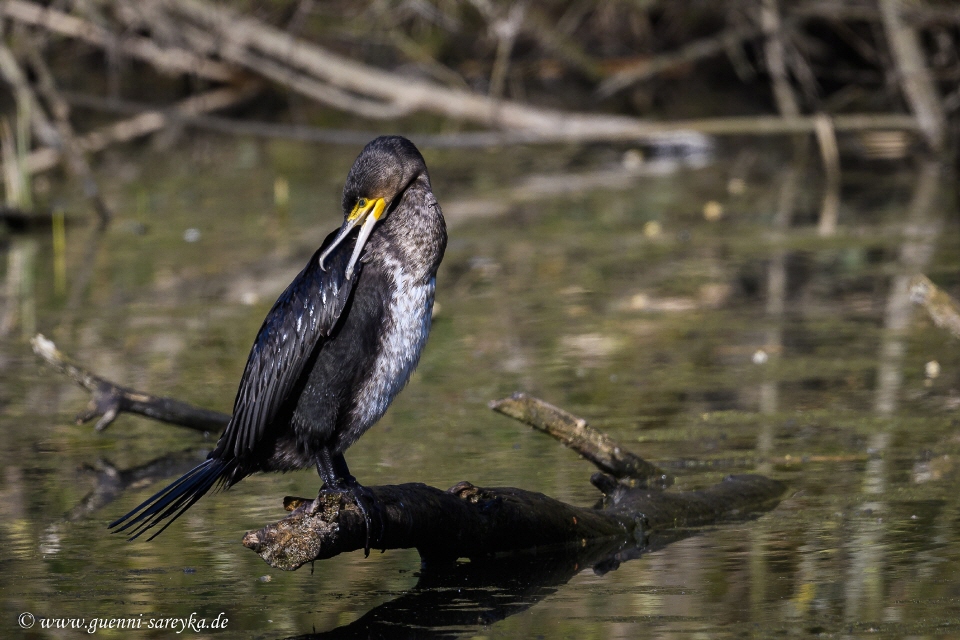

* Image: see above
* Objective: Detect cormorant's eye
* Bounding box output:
[358,198,368,208]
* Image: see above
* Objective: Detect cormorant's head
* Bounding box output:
[319,136,428,280]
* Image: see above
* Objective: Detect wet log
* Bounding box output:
[245,474,785,571]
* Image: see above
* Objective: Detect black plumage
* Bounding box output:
[110,136,446,546]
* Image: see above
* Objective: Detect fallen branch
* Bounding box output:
[59,89,922,152]
[30,333,228,432]
[597,25,762,98]
[157,0,921,143]
[762,0,801,118]
[0,0,931,157]
[490,392,671,487]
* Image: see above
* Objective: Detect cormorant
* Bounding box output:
[110,136,447,552]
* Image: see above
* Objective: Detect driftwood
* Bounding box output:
[33,334,786,571]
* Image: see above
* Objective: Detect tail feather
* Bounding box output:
[109,458,231,541]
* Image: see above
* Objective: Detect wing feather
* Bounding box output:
[214,228,360,464]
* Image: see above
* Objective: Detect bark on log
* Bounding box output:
[244,474,785,571]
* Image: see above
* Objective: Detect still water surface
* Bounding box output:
[1,136,959,637]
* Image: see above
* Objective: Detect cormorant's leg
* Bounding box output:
[315,449,384,556]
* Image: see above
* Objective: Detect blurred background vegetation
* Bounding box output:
[0,0,958,222]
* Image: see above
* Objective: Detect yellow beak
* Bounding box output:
[318,197,386,280]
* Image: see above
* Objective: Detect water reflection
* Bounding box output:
[290,541,632,640]
[1,139,959,637]
[847,159,943,625]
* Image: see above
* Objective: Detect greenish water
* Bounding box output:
[2,135,960,638]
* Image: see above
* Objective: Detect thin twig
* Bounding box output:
[762,0,800,117]
[0,39,59,147]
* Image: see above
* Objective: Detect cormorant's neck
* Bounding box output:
[369,174,446,279]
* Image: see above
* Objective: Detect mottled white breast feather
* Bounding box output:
[351,254,435,434]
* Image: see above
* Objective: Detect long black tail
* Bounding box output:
[109,458,233,541]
